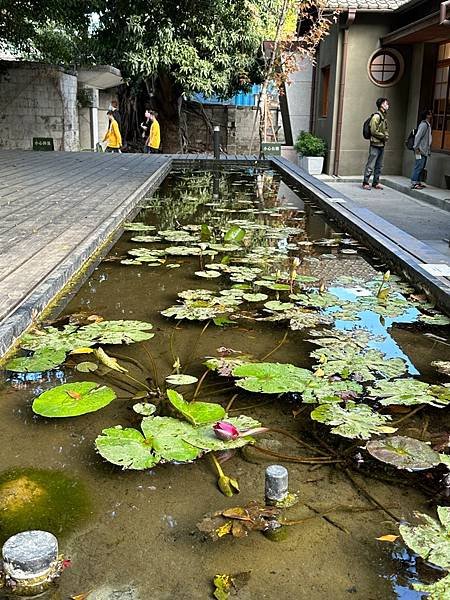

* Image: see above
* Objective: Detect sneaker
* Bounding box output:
[362,183,371,190]
[372,183,383,190]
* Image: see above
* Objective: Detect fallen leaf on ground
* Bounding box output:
[376,534,399,542]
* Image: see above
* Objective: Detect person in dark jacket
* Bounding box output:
[411,109,433,190]
[362,97,389,190]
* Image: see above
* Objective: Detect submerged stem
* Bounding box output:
[142,343,160,391]
[192,369,209,401]
[260,330,289,362]
[390,404,426,426]
[184,320,211,370]
[107,352,146,372]
[267,427,330,457]
[281,505,379,527]
[343,468,401,523]
[252,444,340,464]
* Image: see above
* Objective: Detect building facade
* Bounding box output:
[311,0,450,188]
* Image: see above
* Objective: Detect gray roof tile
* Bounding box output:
[325,0,410,9]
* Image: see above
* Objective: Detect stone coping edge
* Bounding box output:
[0,159,173,357]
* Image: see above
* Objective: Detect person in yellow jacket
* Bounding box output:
[144,111,161,153]
[103,111,122,153]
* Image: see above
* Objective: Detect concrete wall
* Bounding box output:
[313,25,341,173]
[338,20,410,176]
[285,56,314,142]
[0,62,79,151]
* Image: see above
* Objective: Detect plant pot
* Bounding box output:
[299,156,324,175]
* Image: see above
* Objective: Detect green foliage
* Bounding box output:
[4,349,66,373]
[232,362,314,394]
[294,131,326,158]
[367,379,448,407]
[32,382,116,417]
[413,574,450,599]
[167,389,226,425]
[366,436,442,471]
[400,507,450,570]
[310,402,396,440]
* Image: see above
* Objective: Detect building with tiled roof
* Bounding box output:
[301,0,450,188]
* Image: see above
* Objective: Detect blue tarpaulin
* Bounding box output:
[191,84,261,107]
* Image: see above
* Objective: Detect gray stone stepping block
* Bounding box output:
[2,530,58,579]
[265,464,289,504]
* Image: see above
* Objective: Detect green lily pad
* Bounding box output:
[4,349,66,373]
[124,222,156,232]
[254,280,291,291]
[130,235,162,243]
[311,401,396,440]
[232,362,314,394]
[195,270,222,279]
[432,361,450,376]
[418,313,450,326]
[208,243,241,253]
[167,389,226,425]
[224,225,246,243]
[183,415,261,451]
[165,246,202,256]
[302,378,363,404]
[400,507,450,569]
[264,301,295,311]
[413,573,450,599]
[366,436,441,470]
[75,361,98,373]
[310,347,407,381]
[133,402,157,416]
[165,374,199,386]
[20,325,95,352]
[367,379,445,407]
[141,416,202,462]
[242,293,268,302]
[81,320,154,345]
[308,329,375,350]
[95,426,160,469]
[33,382,116,417]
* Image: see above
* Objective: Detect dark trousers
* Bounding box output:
[363,145,384,186]
[106,147,120,153]
[144,146,159,154]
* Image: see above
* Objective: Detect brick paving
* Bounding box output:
[0,150,171,355]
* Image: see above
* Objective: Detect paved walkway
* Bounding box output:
[323,179,450,258]
[0,150,171,355]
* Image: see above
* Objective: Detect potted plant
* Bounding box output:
[294,131,326,175]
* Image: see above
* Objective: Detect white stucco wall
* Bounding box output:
[0,62,79,151]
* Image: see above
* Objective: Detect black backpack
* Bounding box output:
[363,113,377,140]
[405,128,417,151]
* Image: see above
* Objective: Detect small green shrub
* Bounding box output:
[294,131,326,157]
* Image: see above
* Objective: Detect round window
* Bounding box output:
[368,48,404,87]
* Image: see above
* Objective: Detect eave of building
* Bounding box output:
[381,10,450,44]
[77,65,122,90]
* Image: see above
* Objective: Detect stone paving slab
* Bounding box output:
[323,180,450,258]
[0,150,172,355]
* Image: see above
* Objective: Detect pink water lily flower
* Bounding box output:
[213,421,239,441]
[213,421,269,441]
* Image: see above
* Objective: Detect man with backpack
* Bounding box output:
[362,97,389,190]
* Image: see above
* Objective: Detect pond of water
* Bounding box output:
[1,167,450,600]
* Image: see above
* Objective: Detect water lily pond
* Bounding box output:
[1,167,450,599]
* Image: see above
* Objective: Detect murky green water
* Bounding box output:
[1,168,450,599]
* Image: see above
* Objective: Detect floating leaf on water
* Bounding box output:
[165,245,202,256]
[165,374,199,386]
[167,389,225,425]
[311,401,396,440]
[367,379,446,407]
[432,360,450,376]
[310,347,407,381]
[254,280,291,291]
[213,316,237,327]
[376,534,399,542]
[133,402,157,416]
[264,301,295,311]
[183,416,261,451]
[308,328,375,350]
[75,361,98,373]
[95,426,160,470]
[124,222,156,232]
[366,436,441,470]
[130,235,162,243]
[413,573,450,599]
[232,362,314,394]
[287,310,334,331]
[33,382,116,417]
[223,225,246,243]
[195,270,222,279]
[400,506,450,569]
[4,349,66,373]
[70,347,95,355]
[208,243,241,253]
[289,292,341,309]
[243,293,268,302]
[158,229,200,243]
[82,320,154,345]
[418,313,450,326]
[20,325,95,353]
[94,348,128,373]
[178,289,214,300]
[141,416,202,462]
[302,378,363,404]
